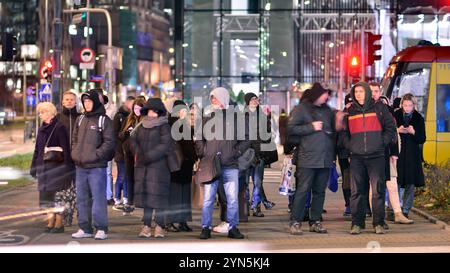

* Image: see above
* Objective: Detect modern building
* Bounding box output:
[174,0,450,111]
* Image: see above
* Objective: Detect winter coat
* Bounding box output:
[30,118,72,192]
[244,106,272,160]
[342,82,397,159]
[71,106,116,169]
[195,108,251,169]
[394,109,426,187]
[287,101,336,169]
[56,107,80,146]
[169,116,197,183]
[130,116,171,209]
[113,106,130,162]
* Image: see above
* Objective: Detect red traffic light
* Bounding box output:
[348,54,361,78]
[40,60,54,80]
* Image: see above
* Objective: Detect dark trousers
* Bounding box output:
[124,151,135,205]
[290,168,330,225]
[350,156,386,227]
[218,182,227,222]
[143,207,165,227]
[339,158,351,208]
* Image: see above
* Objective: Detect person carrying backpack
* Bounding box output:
[70,89,116,240]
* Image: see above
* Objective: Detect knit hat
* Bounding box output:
[301,82,329,103]
[140,98,167,117]
[244,92,258,106]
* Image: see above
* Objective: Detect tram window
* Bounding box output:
[392,63,431,117]
[436,84,450,132]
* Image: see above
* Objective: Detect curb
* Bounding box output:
[411,207,450,231]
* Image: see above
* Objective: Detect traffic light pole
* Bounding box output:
[23,56,26,120]
[63,8,116,106]
[361,29,365,82]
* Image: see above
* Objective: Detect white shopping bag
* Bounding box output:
[279,156,296,196]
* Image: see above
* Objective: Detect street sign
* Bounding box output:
[38,83,52,102]
[89,75,104,82]
[26,95,36,106]
[80,48,95,70]
[80,48,94,63]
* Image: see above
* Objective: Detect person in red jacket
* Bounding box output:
[342,82,397,235]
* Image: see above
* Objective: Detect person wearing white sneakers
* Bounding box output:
[70,89,115,240]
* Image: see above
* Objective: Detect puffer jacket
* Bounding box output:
[195,108,251,169]
[342,82,397,158]
[113,106,130,162]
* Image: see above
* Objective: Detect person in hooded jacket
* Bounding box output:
[31,102,72,234]
[164,100,198,232]
[120,96,147,215]
[70,89,116,240]
[131,98,171,238]
[196,87,250,240]
[112,96,135,210]
[287,83,336,235]
[342,82,397,235]
[55,90,80,226]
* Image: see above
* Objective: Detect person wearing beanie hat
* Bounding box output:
[197,87,251,240]
[343,82,397,235]
[165,99,197,233]
[71,89,116,240]
[244,92,258,106]
[130,97,172,238]
[242,92,276,218]
[140,98,167,117]
[287,82,335,235]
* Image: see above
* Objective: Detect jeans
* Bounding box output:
[202,168,239,229]
[114,161,127,202]
[400,184,415,214]
[350,156,386,228]
[76,167,108,233]
[290,168,330,225]
[250,159,265,209]
[106,161,113,200]
[143,207,165,227]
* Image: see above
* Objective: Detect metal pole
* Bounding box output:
[85,0,90,87]
[338,53,344,111]
[23,56,27,120]
[44,0,49,61]
[52,0,63,110]
[35,82,39,141]
[361,29,365,82]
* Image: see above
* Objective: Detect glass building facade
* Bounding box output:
[175,0,450,110]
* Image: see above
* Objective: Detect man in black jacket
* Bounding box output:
[112,96,134,210]
[70,89,115,240]
[343,82,397,235]
[287,83,335,235]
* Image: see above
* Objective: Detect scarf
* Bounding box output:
[141,115,168,129]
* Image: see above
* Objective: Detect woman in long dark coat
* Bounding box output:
[165,100,198,232]
[30,102,72,233]
[394,93,426,218]
[130,98,171,238]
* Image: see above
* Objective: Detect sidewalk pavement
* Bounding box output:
[0,164,449,252]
